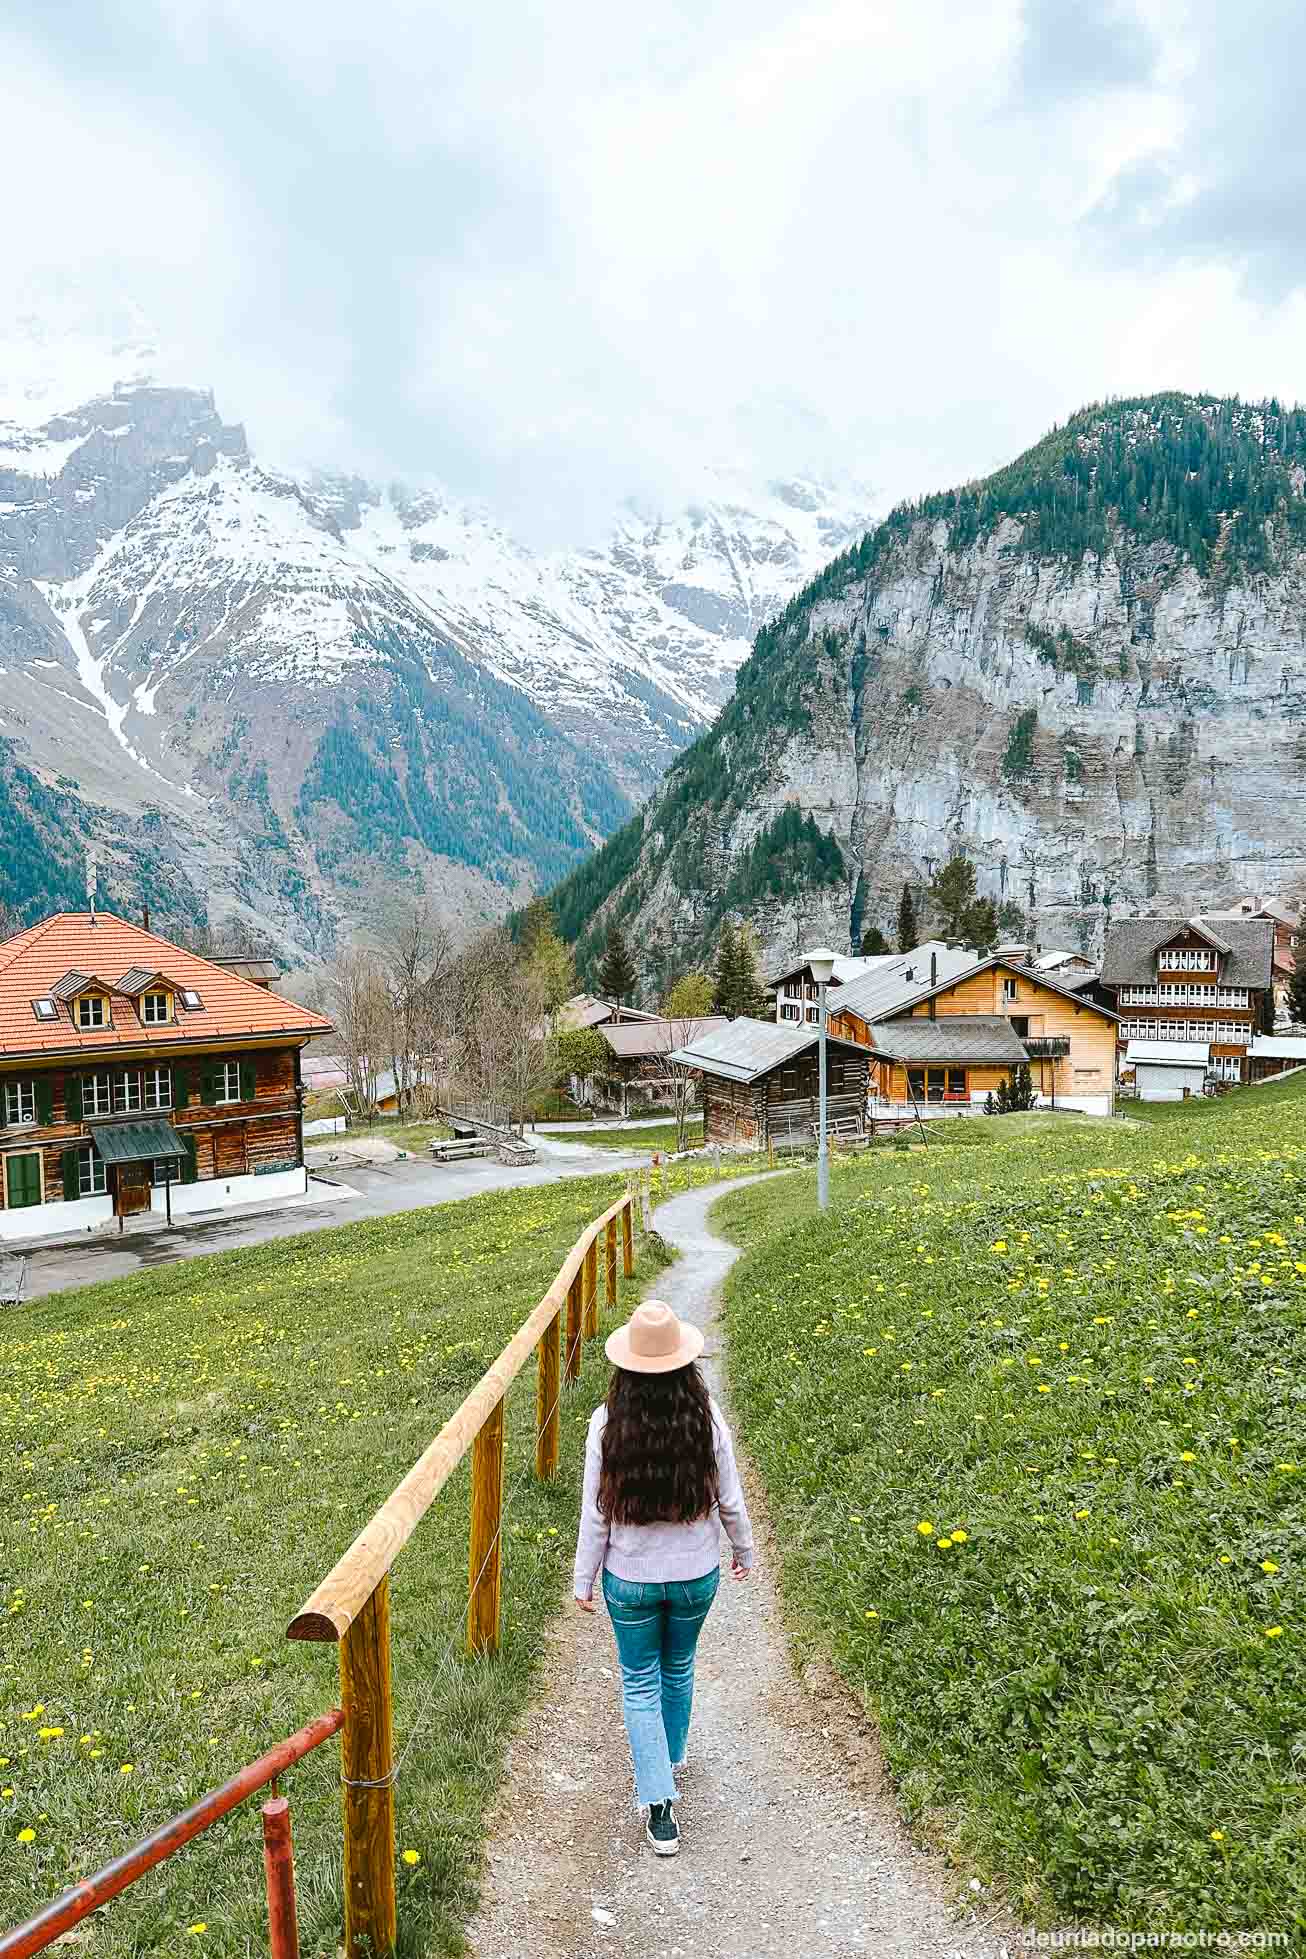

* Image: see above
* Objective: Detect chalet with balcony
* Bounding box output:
[769,942,973,1026]
[829,954,1119,1114]
[0,912,332,1242]
[1101,916,1274,1086]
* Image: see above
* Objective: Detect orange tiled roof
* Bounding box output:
[0,914,332,1060]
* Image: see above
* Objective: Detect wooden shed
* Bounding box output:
[666,1016,870,1147]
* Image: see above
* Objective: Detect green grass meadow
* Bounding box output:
[0,1160,761,1952]
[715,1084,1306,1937]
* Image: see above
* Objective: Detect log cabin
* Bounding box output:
[0,911,332,1241]
[665,1017,870,1147]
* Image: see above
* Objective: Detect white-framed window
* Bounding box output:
[214,1062,241,1105]
[1158,948,1216,972]
[76,995,108,1029]
[779,1003,800,1022]
[113,1070,143,1114]
[1002,977,1019,1003]
[805,1006,819,1023]
[143,1066,172,1110]
[82,1072,113,1117]
[141,991,171,1025]
[78,1147,107,1197]
[3,1079,35,1126]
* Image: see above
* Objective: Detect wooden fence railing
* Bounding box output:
[286,1188,637,1957]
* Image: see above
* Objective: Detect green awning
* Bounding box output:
[90,1118,188,1166]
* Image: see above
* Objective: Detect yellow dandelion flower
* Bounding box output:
[917,1521,935,1536]
[1261,1560,1280,1574]
[120,1763,134,1775]
[17,1827,36,1843]
[1179,1451,1197,1462]
[402,1848,421,1866]
[1210,1829,1224,1842]
[186,1924,208,1935]
[1264,1626,1284,1639]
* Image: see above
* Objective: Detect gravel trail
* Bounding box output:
[469,1177,1026,1959]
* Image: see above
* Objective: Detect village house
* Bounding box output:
[1207,897,1299,1018]
[1100,915,1274,1088]
[829,953,1119,1115]
[768,942,971,1026]
[587,1015,728,1115]
[666,1018,870,1147]
[556,993,663,1032]
[0,911,332,1241]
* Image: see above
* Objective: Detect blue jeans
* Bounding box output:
[602,1567,721,1806]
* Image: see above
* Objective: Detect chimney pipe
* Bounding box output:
[142,905,151,932]
[929,950,937,1018]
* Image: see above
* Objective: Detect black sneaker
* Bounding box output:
[646,1800,680,1856]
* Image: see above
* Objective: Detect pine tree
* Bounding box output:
[734,922,770,1018]
[860,925,890,955]
[961,897,1000,953]
[931,854,977,939]
[897,882,919,952]
[598,923,637,1008]
[713,922,741,1017]
[1287,941,1306,1027]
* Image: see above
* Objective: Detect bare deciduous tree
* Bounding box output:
[322,947,388,1118]
[377,900,456,1115]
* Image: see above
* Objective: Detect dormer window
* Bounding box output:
[31,998,57,1023]
[77,995,108,1030]
[141,991,171,1025]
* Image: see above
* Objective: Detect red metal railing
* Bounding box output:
[0,1708,343,1959]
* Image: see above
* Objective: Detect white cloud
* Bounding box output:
[5,0,1306,540]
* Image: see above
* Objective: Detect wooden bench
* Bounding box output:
[429,1139,492,1164]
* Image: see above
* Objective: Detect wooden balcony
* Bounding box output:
[1024,1037,1071,1059]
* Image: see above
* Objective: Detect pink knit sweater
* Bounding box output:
[572,1397,756,1598]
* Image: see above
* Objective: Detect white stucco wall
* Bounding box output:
[0,1193,115,1242]
[150,1166,308,1217]
[1135,1063,1206,1103]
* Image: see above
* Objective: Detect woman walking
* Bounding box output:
[573,1299,754,1856]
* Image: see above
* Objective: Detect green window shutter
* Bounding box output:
[180,1133,198,1185]
[239,1061,257,1103]
[35,1078,54,1125]
[65,1075,82,1123]
[62,1148,81,1201]
[173,1067,189,1106]
[200,1066,216,1105]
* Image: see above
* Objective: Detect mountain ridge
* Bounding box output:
[551,391,1306,991]
[0,354,872,951]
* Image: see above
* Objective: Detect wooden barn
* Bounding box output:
[666,1017,870,1148]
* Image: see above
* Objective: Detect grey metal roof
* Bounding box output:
[830,944,980,1023]
[116,966,165,996]
[1101,916,1274,988]
[599,1016,728,1059]
[867,1016,1030,1064]
[90,1117,188,1165]
[49,968,94,1002]
[666,1016,868,1085]
[1124,1040,1210,1067]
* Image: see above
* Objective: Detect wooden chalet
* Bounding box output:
[1101,915,1274,1086]
[590,1015,728,1115]
[666,1018,870,1147]
[0,912,332,1241]
[830,953,1119,1114]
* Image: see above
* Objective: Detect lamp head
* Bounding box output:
[805,946,837,987]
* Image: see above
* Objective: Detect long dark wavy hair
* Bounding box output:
[598,1362,718,1525]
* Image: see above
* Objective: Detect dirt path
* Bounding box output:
[469,1179,1025,1959]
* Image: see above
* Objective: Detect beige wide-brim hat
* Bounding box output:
[605,1300,704,1374]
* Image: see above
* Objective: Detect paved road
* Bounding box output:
[15,1134,649,1301]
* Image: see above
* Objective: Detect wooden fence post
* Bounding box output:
[262,1796,299,1959]
[536,1306,561,1479]
[620,1197,634,1278]
[604,1216,618,1309]
[468,1398,505,1654]
[339,1581,396,1957]
[565,1270,583,1382]
[640,1167,652,1232]
[584,1239,599,1338]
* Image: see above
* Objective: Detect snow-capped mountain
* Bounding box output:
[0,353,872,955]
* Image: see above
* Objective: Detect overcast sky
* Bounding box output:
[6,0,1306,539]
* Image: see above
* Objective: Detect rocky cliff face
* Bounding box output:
[557,394,1306,983]
[0,357,869,954]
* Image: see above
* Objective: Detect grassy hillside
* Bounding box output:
[714,1083,1306,1936]
[0,1161,759,1953]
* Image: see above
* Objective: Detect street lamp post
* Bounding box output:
[805,947,837,1212]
